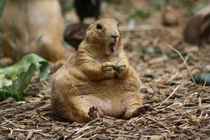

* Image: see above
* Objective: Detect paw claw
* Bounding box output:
[102,62,113,73]
[114,62,126,73]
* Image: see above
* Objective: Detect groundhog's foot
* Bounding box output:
[102,62,113,73]
[114,62,126,73]
[124,104,150,119]
[88,106,100,120]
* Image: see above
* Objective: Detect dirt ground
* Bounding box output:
[0,1,210,140]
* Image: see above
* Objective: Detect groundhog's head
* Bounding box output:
[85,19,122,55]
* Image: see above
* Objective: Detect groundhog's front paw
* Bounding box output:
[114,62,126,73]
[102,62,113,73]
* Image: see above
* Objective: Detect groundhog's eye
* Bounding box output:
[96,24,103,30]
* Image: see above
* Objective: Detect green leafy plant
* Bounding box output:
[193,72,210,86]
[131,9,151,20]
[137,46,153,54]
[137,46,164,55]
[0,53,50,101]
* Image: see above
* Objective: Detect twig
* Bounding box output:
[75,118,99,135]
[40,115,49,121]
[37,132,54,137]
[165,72,179,84]
[64,118,100,140]
[110,134,140,138]
[167,45,197,85]
[0,126,42,132]
[89,134,99,138]
[145,116,168,129]
[36,132,54,137]
[26,130,34,140]
[8,129,13,138]
[74,129,97,139]
[198,97,202,107]
[127,116,143,124]
[158,85,180,107]
[1,117,19,128]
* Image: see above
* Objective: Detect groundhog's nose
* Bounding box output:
[111,35,118,39]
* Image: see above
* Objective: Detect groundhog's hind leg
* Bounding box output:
[63,96,103,123]
[124,104,143,119]
[122,92,143,119]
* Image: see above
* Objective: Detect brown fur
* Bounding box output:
[1,0,65,61]
[51,19,143,123]
[183,5,210,44]
[161,4,179,26]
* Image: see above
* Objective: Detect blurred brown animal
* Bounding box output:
[161,4,179,26]
[183,5,210,44]
[64,23,89,51]
[1,0,65,62]
[51,19,143,123]
[74,0,100,23]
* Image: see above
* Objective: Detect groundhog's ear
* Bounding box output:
[112,19,118,26]
[87,24,94,31]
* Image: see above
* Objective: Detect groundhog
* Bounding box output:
[51,19,143,123]
[1,0,65,62]
[183,5,210,44]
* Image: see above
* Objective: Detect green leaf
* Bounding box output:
[0,53,50,101]
[193,72,210,86]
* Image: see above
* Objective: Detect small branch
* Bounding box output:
[40,115,49,121]
[26,130,34,140]
[158,85,180,107]
[145,116,168,129]
[74,129,97,139]
[167,45,197,85]
[198,97,202,107]
[110,134,140,138]
[64,118,100,140]
[1,117,19,128]
[75,117,100,135]
[0,126,42,132]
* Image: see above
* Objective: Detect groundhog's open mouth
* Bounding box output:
[109,42,116,54]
